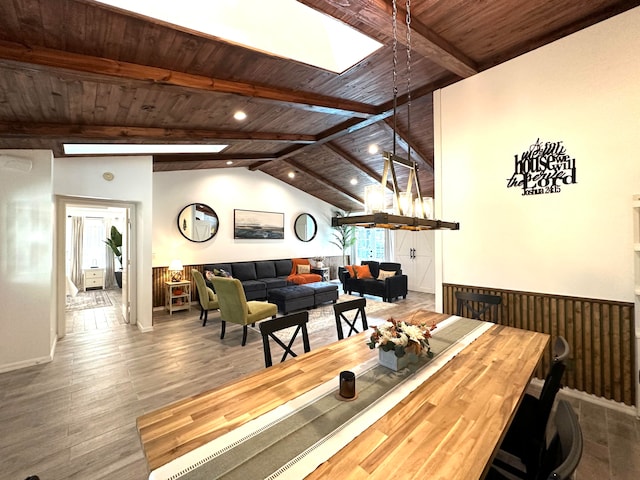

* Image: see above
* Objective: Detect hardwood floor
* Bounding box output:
[0,289,638,480]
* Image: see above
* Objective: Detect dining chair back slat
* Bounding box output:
[259,311,311,368]
[333,298,368,340]
[455,291,502,322]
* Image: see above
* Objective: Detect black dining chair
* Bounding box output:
[333,298,368,340]
[259,311,311,368]
[455,291,502,322]
[488,399,583,480]
[496,336,571,477]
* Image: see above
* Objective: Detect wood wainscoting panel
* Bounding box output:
[152,265,201,309]
[443,284,635,406]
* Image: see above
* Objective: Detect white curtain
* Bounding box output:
[70,216,84,288]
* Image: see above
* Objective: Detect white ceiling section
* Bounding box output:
[63,144,228,155]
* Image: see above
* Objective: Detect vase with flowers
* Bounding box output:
[367,317,437,371]
[313,255,325,268]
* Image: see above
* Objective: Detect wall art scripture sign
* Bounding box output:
[507,138,577,196]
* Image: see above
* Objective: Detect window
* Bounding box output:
[82,218,106,269]
[355,228,388,263]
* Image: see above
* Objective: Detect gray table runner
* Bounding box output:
[160,317,485,480]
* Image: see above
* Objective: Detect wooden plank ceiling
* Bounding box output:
[0,0,638,211]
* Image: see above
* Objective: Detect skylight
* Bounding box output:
[63,144,228,155]
[94,0,382,73]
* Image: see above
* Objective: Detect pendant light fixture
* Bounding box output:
[333,0,459,231]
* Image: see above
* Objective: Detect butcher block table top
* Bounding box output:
[137,310,549,479]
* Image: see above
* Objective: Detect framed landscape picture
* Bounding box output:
[233,209,285,239]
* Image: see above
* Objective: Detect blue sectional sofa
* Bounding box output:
[204,259,292,300]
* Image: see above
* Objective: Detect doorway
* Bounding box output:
[56,196,137,338]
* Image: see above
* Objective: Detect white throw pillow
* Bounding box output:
[377,269,396,280]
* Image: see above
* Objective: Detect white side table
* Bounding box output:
[83,268,105,291]
[165,281,191,315]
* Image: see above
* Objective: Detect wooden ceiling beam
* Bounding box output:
[249,116,375,170]
[0,39,378,117]
[284,159,364,205]
[249,76,455,171]
[0,121,317,143]
[152,158,270,171]
[382,117,433,170]
[298,0,478,78]
[153,153,276,163]
[324,142,394,191]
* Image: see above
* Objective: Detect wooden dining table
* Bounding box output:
[136,310,549,479]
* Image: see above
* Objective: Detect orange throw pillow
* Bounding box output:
[345,265,356,278]
[354,265,373,279]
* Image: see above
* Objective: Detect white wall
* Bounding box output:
[53,156,154,330]
[152,168,339,267]
[435,7,640,303]
[0,150,55,372]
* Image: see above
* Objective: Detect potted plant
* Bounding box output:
[367,316,436,371]
[104,225,123,288]
[330,210,357,266]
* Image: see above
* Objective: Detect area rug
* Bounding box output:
[65,290,113,311]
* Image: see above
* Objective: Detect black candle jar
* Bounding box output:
[339,370,356,399]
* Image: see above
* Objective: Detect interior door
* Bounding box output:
[394,230,413,286]
[121,208,130,323]
[394,230,435,293]
[412,231,435,293]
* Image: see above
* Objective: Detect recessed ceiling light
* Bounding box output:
[226,160,234,165]
[93,0,382,73]
[350,178,358,185]
[288,171,295,179]
[368,144,379,154]
[63,144,228,155]
[234,111,247,121]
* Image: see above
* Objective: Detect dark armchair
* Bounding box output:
[338,261,408,302]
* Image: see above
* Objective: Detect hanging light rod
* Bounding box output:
[332,0,459,232]
[331,212,459,231]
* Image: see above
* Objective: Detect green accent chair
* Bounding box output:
[192,269,219,326]
[211,276,278,346]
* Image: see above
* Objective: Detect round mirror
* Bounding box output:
[294,213,317,242]
[177,203,219,242]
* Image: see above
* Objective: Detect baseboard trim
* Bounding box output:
[138,322,154,333]
[0,353,53,374]
[529,378,637,417]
